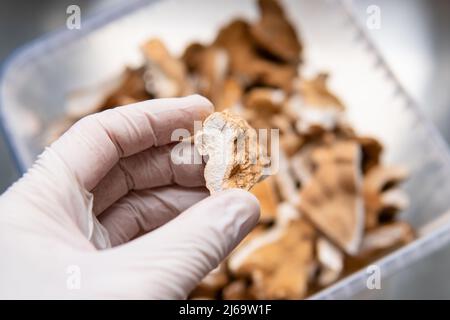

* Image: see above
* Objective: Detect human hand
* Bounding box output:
[0,95,260,299]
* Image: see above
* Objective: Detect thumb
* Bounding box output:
[110,189,260,299]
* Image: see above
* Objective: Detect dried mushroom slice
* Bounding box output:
[214,20,296,91]
[244,88,286,114]
[251,0,302,64]
[358,221,414,258]
[250,176,279,223]
[274,150,301,205]
[100,67,150,110]
[291,144,317,186]
[142,39,190,98]
[222,280,254,300]
[299,141,364,255]
[299,74,344,109]
[182,42,207,72]
[356,136,383,173]
[182,44,230,105]
[316,237,344,287]
[288,74,346,135]
[214,77,243,111]
[346,221,414,272]
[195,111,269,193]
[228,208,315,299]
[363,165,409,229]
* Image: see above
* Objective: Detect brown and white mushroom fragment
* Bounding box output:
[228,206,315,299]
[244,88,285,114]
[242,88,302,156]
[222,280,254,300]
[316,237,344,287]
[299,141,365,255]
[182,44,230,105]
[142,39,191,98]
[274,150,301,205]
[251,0,302,64]
[290,145,317,186]
[99,67,150,110]
[287,75,346,136]
[250,177,279,223]
[182,42,207,73]
[356,136,383,173]
[195,111,269,193]
[214,78,243,111]
[299,74,345,109]
[358,221,414,258]
[214,20,296,91]
[363,165,409,229]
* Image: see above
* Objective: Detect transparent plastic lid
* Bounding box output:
[1,0,450,299]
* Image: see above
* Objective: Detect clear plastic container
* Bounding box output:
[1,0,450,299]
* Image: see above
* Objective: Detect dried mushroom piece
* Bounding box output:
[363,165,409,229]
[299,74,344,109]
[243,88,303,156]
[356,136,383,173]
[358,221,414,258]
[291,144,317,186]
[214,20,296,91]
[182,44,230,105]
[287,74,346,135]
[251,0,302,64]
[244,88,285,114]
[222,280,254,300]
[274,151,301,205]
[195,111,269,193]
[182,42,207,72]
[316,237,344,287]
[228,207,315,299]
[100,67,150,110]
[142,39,191,98]
[299,141,364,255]
[346,221,414,272]
[214,78,243,111]
[250,177,279,223]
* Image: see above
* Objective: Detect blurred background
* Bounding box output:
[0,0,449,298]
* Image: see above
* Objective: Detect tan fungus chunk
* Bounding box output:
[142,39,191,98]
[195,111,269,193]
[363,165,409,229]
[251,0,302,64]
[228,203,314,299]
[299,141,364,255]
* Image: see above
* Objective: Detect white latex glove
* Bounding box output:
[0,95,260,299]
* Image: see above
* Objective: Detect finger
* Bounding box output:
[98,186,209,246]
[92,143,204,215]
[112,189,260,299]
[51,95,213,191]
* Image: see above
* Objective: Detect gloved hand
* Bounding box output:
[0,95,260,299]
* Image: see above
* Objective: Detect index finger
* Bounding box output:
[51,95,213,190]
